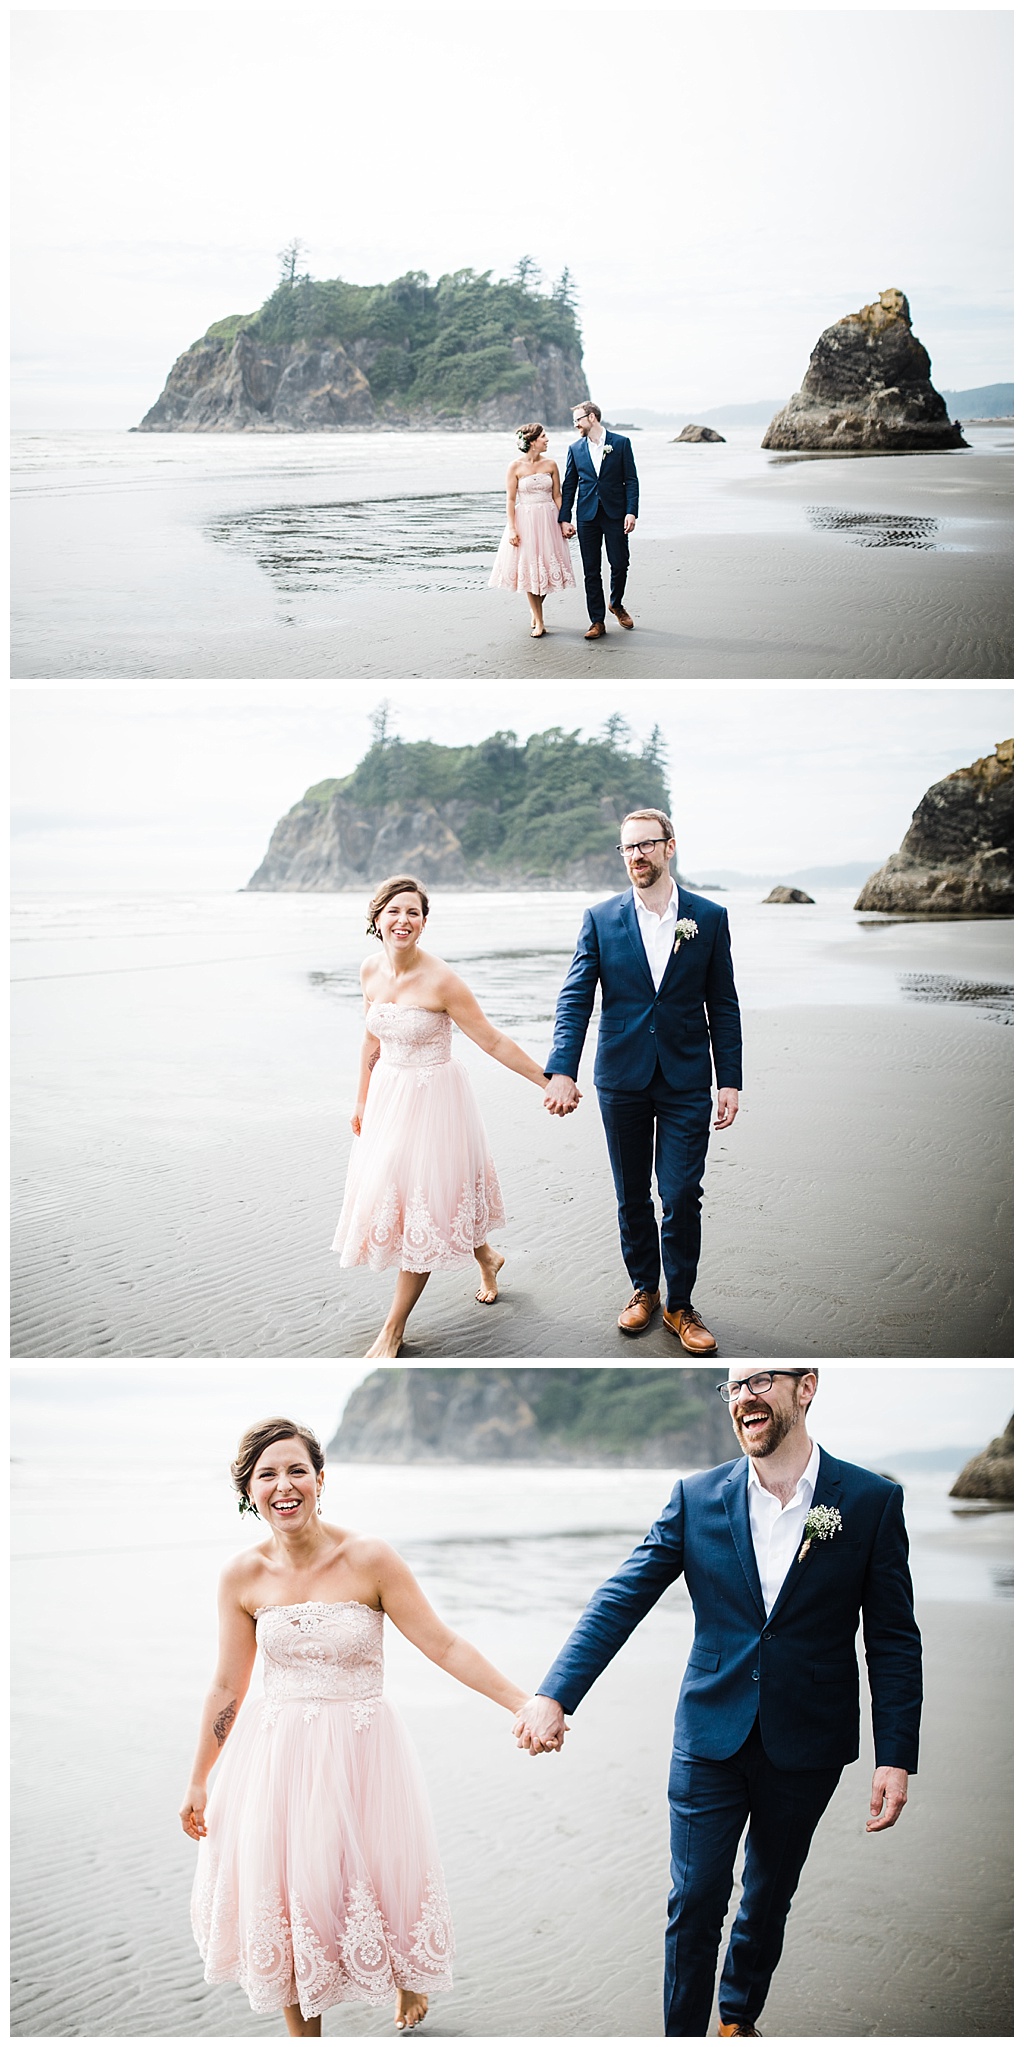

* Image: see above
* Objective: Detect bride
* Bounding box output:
[488,423,576,636]
[181,1416,532,2034]
[331,874,551,1356]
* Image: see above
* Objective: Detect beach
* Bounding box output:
[11,429,1011,679]
[10,1446,1013,2037]
[12,889,1011,1360]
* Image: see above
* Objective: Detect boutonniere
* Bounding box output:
[798,1505,842,1563]
[600,441,613,461]
[673,917,699,953]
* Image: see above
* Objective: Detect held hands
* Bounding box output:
[714,1087,740,1130]
[560,522,575,538]
[543,1074,581,1117]
[513,1694,567,1755]
[866,1766,909,1832]
[179,1785,208,1841]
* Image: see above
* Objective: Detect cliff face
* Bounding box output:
[246,790,631,891]
[138,328,583,432]
[327,1368,738,1467]
[855,740,1013,916]
[763,289,968,452]
[950,1417,1013,1502]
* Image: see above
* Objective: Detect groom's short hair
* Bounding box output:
[573,400,601,421]
[621,807,674,842]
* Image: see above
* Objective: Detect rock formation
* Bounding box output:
[673,424,726,443]
[327,1368,737,1467]
[763,290,968,452]
[950,1417,1013,1502]
[855,740,1013,916]
[763,886,815,904]
[138,329,582,433]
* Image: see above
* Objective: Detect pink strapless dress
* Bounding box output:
[332,1001,505,1272]
[191,1601,455,2019]
[488,470,576,594]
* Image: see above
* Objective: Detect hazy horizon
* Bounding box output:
[11,685,1013,893]
[13,9,1012,429]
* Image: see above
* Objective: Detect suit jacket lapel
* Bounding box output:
[722,1459,767,1620]
[618,891,655,990]
[765,1447,843,1625]
[656,885,692,995]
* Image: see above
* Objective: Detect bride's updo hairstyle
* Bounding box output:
[232,1417,325,1517]
[366,875,430,939]
[515,423,544,454]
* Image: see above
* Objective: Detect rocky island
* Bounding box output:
[855,740,1013,916]
[328,1367,737,1466]
[246,718,674,891]
[763,289,968,453]
[138,257,584,432]
[950,1417,1013,1503]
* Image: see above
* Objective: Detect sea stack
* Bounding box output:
[855,740,1013,916]
[763,886,815,904]
[763,289,968,452]
[673,424,725,443]
[950,1417,1013,1503]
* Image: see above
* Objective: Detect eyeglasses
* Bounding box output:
[716,1371,811,1403]
[617,837,668,857]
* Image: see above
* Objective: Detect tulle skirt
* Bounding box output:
[192,1695,455,2018]
[488,495,576,595]
[333,1059,504,1272]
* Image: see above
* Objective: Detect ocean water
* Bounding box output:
[11,425,1011,671]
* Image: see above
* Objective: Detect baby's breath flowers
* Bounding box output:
[798,1504,843,1563]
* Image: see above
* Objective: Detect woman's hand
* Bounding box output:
[351,1108,363,1136]
[508,530,520,547]
[179,1784,208,1840]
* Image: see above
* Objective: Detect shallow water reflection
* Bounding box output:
[899,971,1013,1020]
[806,505,941,548]
[208,489,504,592]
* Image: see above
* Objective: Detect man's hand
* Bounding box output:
[560,521,575,538]
[866,1766,909,1832]
[543,1074,581,1117]
[714,1087,740,1130]
[513,1694,567,1755]
[623,514,637,534]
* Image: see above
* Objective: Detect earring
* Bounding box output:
[317,1490,323,1515]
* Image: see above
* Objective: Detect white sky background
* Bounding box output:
[11,6,1012,427]
[11,684,1012,892]
[9,1365,1014,1466]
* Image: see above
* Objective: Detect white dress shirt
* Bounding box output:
[632,881,678,991]
[746,1439,820,1614]
[585,426,607,476]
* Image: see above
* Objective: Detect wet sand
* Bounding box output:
[13,453,1011,680]
[11,1594,1012,2035]
[13,1000,1012,1360]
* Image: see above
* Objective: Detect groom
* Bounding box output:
[560,401,640,637]
[543,808,741,1355]
[514,1369,923,2038]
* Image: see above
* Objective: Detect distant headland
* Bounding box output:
[245,715,674,892]
[137,252,584,433]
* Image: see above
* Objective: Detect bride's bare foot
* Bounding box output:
[474,1245,505,1304]
[365,1326,404,1358]
[530,624,546,637]
[395,1988,428,2029]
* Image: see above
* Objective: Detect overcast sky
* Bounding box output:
[10,1365,1013,1466]
[12,6,1012,427]
[11,683,1012,891]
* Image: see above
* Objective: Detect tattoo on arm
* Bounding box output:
[213,1699,237,1747]
[367,1044,380,1071]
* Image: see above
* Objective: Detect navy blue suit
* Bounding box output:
[539,1447,923,2034]
[560,429,640,622]
[546,887,742,1310]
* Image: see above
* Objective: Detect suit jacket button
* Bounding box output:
[649,1024,655,1033]
[752,1671,759,1682]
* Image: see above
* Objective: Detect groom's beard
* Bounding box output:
[732,1399,798,1459]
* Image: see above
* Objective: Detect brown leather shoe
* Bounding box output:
[617,1287,661,1333]
[584,620,606,639]
[663,1305,718,1355]
[717,2025,761,2038]
[611,604,634,628]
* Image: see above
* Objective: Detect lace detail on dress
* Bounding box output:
[515,471,555,500]
[367,1002,452,1069]
[258,1602,385,1707]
